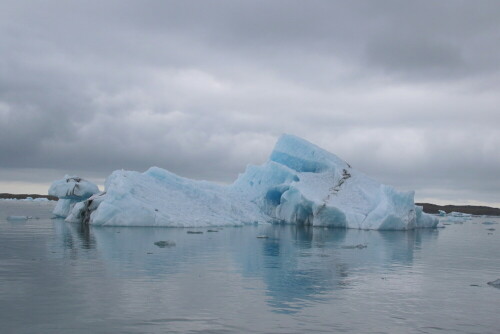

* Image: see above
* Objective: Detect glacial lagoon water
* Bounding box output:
[1,201,499,334]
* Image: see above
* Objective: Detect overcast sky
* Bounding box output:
[1,1,499,206]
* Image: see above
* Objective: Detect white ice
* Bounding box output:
[49,175,99,200]
[49,176,100,218]
[60,134,439,230]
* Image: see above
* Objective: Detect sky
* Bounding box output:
[1,1,499,206]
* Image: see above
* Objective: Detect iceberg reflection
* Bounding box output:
[52,223,439,313]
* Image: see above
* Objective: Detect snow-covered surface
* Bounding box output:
[440,211,474,223]
[59,134,439,229]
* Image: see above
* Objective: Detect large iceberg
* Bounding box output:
[57,134,439,230]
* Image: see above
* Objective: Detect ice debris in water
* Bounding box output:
[7,216,30,221]
[154,241,176,248]
[53,134,439,230]
[341,244,367,249]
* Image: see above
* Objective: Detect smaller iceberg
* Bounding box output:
[440,211,472,223]
[6,216,30,221]
[49,176,100,218]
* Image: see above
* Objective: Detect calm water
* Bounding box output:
[1,201,499,334]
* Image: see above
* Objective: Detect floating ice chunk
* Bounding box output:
[154,241,176,248]
[49,175,99,200]
[449,211,472,217]
[341,244,367,249]
[49,176,100,219]
[59,134,439,230]
[438,210,446,216]
[7,215,30,221]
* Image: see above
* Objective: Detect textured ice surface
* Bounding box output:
[52,198,78,218]
[49,176,99,200]
[49,176,100,218]
[61,134,438,229]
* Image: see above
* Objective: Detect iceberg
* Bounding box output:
[58,134,439,230]
[49,176,100,218]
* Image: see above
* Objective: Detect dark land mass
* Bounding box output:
[416,203,500,216]
[0,193,58,201]
[1,193,498,216]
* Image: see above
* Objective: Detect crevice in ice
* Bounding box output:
[322,168,352,205]
[265,187,289,206]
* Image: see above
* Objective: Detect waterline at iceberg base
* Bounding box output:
[50,134,438,230]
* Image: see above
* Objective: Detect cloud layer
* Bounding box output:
[1,1,499,205]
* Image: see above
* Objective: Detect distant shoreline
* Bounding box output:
[0,193,58,201]
[416,203,500,216]
[1,193,498,216]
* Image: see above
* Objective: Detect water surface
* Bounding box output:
[1,201,499,333]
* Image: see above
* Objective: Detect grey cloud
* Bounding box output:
[0,1,499,206]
